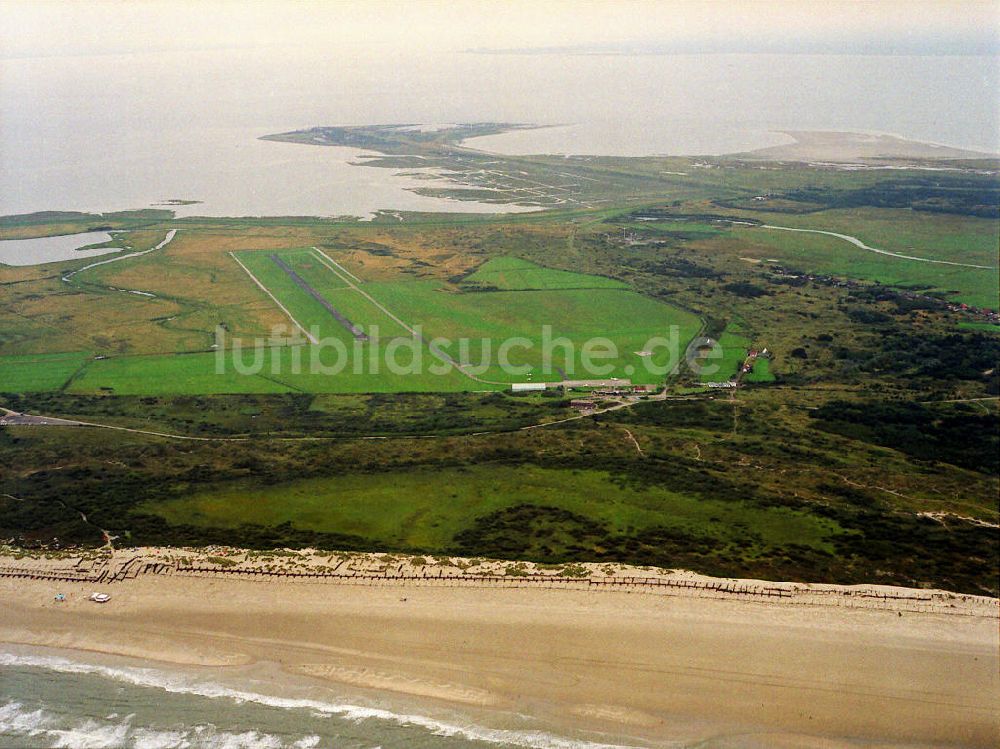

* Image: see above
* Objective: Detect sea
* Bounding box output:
[1,47,997,221]
[0,647,645,749]
[0,231,120,266]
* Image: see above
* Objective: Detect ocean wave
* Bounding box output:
[0,652,650,749]
[0,701,311,749]
[0,700,56,735]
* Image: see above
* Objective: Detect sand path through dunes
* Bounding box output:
[1,574,996,747]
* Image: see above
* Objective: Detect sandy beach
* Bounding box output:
[1,550,997,747]
[739,130,996,162]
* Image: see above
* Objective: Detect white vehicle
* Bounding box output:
[88,592,111,603]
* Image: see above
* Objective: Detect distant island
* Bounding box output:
[737,130,997,162]
[265,122,998,163]
[152,199,202,207]
[258,123,1000,215]
[261,122,543,154]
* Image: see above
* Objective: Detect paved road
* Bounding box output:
[270,253,368,340]
[0,409,82,427]
[0,391,692,442]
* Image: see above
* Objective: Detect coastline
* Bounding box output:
[1,549,997,747]
[733,130,998,162]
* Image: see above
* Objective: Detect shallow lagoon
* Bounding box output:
[0,231,118,266]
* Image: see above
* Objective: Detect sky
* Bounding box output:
[1,0,998,59]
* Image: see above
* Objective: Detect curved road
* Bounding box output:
[62,229,178,282]
[0,392,675,443]
[761,225,994,270]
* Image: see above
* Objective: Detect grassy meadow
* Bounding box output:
[0,352,92,392]
[463,256,627,290]
[2,156,998,593]
[727,208,999,309]
[361,277,701,384]
[138,464,843,560]
[697,327,751,383]
[37,249,701,394]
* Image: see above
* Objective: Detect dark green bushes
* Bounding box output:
[810,400,999,473]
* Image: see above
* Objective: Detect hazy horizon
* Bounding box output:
[1,0,998,218]
[3,0,998,59]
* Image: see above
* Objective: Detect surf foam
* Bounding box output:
[1,652,653,748]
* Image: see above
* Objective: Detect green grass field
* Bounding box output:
[138,464,843,558]
[65,346,485,395]
[463,256,626,290]
[362,277,701,383]
[697,329,750,383]
[958,321,1000,333]
[0,351,92,392]
[732,209,1000,309]
[66,351,295,395]
[767,208,998,268]
[270,249,351,294]
[56,251,701,394]
[744,357,775,383]
[235,249,409,343]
